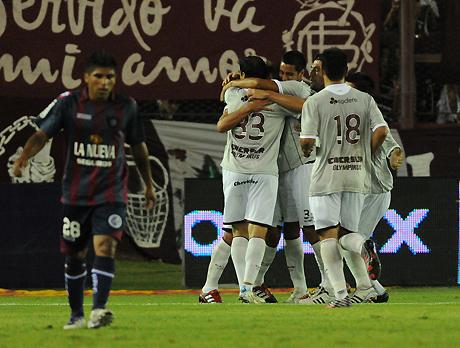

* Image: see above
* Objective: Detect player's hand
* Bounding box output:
[247,99,273,113]
[12,157,28,177]
[389,148,404,170]
[222,72,242,86]
[247,89,270,101]
[220,81,235,102]
[144,186,156,210]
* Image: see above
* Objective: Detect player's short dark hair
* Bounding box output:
[239,56,268,79]
[282,51,306,72]
[346,72,375,95]
[321,47,348,81]
[84,50,117,73]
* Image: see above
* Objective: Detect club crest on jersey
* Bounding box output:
[108,214,123,229]
[90,134,103,144]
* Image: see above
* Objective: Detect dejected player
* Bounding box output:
[13,51,155,329]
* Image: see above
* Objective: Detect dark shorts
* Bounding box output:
[60,203,126,254]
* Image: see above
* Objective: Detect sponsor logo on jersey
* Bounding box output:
[108,214,123,229]
[231,144,264,159]
[327,156,363,164]
[330,97,358,105]
[233,179,259,186]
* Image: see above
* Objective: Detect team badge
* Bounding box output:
[108,214,123,229]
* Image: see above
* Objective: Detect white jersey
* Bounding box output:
[300,84,387,196]
[220,86,299,175]
[371,132,400,193]
[275,80,315,173]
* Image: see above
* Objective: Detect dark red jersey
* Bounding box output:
[40,88,145,206]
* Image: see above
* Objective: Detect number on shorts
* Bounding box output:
[233,112,265,140]
[334,114,361,144]
[63,217,81,238]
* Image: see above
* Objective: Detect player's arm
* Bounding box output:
[131,142,155,209]
[299,97,318,157]
[12,130,49,177]
[247,89,305,113]
[383,132,404,170]
[216,99,273,133]
[371,125,389,154]
[220,78,279,101]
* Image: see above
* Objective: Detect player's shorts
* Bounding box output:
[278,163,314,227]
[222,224,233,233]
[358,192,391,239]
[310,192,365,232]
[222,169,278,226]
[60,203,126,254]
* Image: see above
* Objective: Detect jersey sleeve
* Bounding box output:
[369,97,387,132]
[39,97,67,138]
[300,97,319,139]
[125,99,146,145]
[382,131,401,157]
[224,87,246,113]
[278,80,311,99]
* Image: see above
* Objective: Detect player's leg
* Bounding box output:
[222,170,249,294]
[253,225,279,303]
[241,173,278,303]
[200,227,233,303]
[358,192,392,301]
[61,204,91,330]
[310,194,350,307]
[87,203,125,329]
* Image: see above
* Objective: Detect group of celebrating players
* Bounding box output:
[199,47,404,308]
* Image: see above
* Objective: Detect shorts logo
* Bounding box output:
[108,214,123,229]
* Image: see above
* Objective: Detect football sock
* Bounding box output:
[244,237,266,285]
[312,241,332,291]
[64,256,87,318]
[285,237,308,294]
[320,238,347,300]
[372,279,387,295]
[202,239,231,293]
[231,237,248,287]
[342,249,372,289]
[91,256,115,310]
[339,232,365,256]
[254,245,276,286]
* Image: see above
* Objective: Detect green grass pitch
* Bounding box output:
[1,287,460,348]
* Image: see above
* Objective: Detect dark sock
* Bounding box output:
[91,256,115,309]
[65,257,87,318]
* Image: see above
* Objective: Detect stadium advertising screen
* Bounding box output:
[183,178,460,288]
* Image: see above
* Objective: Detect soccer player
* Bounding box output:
[346,72,404,303]
[13,51,155,328]
[300,47,388,308]
[218,56,306,303]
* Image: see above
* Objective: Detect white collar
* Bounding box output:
[324,83,351,95]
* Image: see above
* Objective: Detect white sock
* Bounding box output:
[254,245,276,286]
[339,233,365,255]
[231,237,248,287]
[202,239,231,293]
[371,279,386,295]
[312,241,331,291]
[342,250,372,290]
[321,238,347,300]
[285,237,308,294]
[244,238,266,285]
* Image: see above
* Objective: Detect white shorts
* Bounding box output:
[222,169,278,226]
[310,192,365,232]
[358,192,391,239]
[277,163,314,227]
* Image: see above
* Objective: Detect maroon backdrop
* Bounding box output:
[0,0,382,100]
